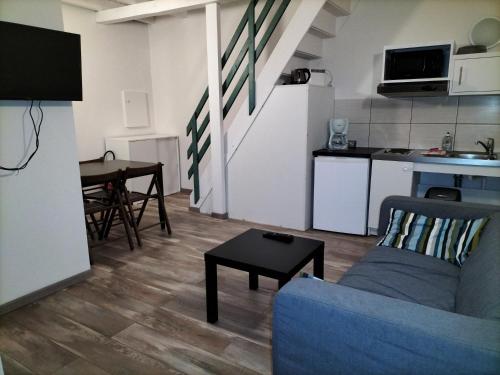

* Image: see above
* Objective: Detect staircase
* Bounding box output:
[187,0,351,215]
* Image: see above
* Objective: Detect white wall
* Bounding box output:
[62,4,154,161]
[0,0,90,306]
[148,10,208,190]
[317,0,500,150]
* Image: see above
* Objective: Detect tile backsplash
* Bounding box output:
[335,95,500,151]
[370,98,412,124]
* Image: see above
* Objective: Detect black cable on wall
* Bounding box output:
[0,100,44,171]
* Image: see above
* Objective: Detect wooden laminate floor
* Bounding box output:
[0,192,376,375]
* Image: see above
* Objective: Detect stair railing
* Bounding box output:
[186,0,291,203]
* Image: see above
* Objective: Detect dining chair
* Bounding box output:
[79,150,116,164]
[103,172,142,248]
[122,162,172,235]
[80,150,116,202]
[81,169,135,252]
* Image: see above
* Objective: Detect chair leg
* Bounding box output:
[162,198,172,235]
[137,177,155,227]
[117,194,134,251]
[84,215,95,241]
[164,207,172,235]
[88,247,94,265]
[123,189,142,247]
[102,208,116,239]
[136,197,150,227]
[90,213,100,237]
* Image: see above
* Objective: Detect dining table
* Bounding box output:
[80,159,158,178]
[79,159,167,231]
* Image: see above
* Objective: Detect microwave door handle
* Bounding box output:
[458,66,463,85]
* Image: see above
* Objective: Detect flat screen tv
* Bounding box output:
[0,21,82,101]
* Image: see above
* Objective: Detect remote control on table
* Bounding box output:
[262,232,294,243]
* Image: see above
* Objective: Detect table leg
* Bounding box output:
[249,272,258,290]
[157,164,166,231]
[278,277,291,289]
[313,245,325,280]
[205,258,218,323]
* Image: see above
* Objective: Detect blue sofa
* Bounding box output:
[273,196,500,375]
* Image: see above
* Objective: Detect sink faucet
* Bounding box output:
[476,138,495,157]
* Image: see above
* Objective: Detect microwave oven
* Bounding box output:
[381,41,454,83]
[378,41,455,97]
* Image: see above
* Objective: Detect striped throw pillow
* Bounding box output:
[378,209,489,266]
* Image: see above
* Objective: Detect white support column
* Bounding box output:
[205,1,227,217]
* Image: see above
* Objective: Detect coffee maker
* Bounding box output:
[328,118,349,150]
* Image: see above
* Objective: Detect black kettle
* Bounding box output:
[290,68,311,84]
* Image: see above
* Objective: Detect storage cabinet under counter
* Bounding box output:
[105,134,181,196]
[367,150,500,235]
[367,160,417,235]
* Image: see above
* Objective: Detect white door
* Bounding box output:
[368,160,414,234]
[313,156,370,235]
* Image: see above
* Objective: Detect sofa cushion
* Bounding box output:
[378,209,489,266]
[456,212,500,321]
[338,246,460,312]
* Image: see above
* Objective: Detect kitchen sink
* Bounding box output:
[448,152,498,160]
[383,148,413,155]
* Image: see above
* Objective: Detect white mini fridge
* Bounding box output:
[313,156,370,235]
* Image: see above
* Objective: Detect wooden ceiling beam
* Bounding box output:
[96,0,219,24]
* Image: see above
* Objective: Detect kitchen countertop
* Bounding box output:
[313,147,500,168]
[313,147,381,158]
[372,149,500,168]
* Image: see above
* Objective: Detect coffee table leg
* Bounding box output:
[205,258,218,323]
[249,272,258,290]
[278,277,291,289]
[313,245,325,280]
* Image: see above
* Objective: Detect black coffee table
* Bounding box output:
[204,228,324,323]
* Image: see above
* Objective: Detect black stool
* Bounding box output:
[425,187,462,202]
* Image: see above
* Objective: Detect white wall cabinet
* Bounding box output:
[450,52,500,95]
[368,160,415,234]
[105,134,180,196]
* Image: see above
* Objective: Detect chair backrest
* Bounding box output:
[103,150,116,161]
[79,150,116,165]
[124,163,161,179]
[424,187,462,202]
[81,169,122,188]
